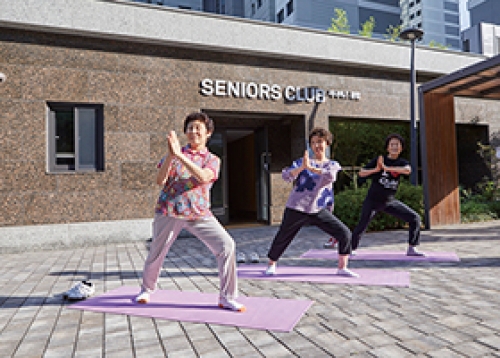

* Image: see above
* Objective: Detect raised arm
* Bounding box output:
[167,130,215,184]
[358,156,383,178]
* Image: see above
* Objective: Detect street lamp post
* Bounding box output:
[399,27,424,186]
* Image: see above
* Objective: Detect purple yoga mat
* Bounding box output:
[68,286,313,332]
[300,249,460,262]
[238,265,410,287]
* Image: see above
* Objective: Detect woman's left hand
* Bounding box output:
[167,130,182,157]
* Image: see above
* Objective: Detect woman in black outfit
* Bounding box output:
[350,134,424,256]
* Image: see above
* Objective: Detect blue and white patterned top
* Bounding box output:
[282,158,341,213]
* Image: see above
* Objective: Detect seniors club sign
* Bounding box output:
[200,78,360,103]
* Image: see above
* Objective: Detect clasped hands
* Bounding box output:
[166,130,182,157]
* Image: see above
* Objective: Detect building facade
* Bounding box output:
[250,0,401,39]
[0,0,495,249]
[400,0,461,50]
[461,0,500,56]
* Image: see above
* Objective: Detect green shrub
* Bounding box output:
[334,180,424,231]
[460,197,498,223]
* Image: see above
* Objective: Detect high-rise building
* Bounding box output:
[468,0,500,27]
[246,0,401,39]
[461,0,500,56]
[400,0,461,50]
[131,0,245,17]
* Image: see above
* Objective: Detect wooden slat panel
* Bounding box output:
[423,93,460,226]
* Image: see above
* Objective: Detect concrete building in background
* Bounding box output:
[132,0,245,17]
[468,0,500,27]
[461,0,500,56]
[246,0,401,39]
[400,0,461,50]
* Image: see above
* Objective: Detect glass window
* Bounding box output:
[251,3,255,15]
[445,25,459,36]
[257,0,262,8]
[277,8,284,23]
[47,103,104,172]
[444,1,458,12]
[286,0,293,16]
[444,13,459,24]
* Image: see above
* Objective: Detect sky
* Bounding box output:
[459,0,470,31]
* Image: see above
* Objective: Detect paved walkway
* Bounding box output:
[1,220,500,357]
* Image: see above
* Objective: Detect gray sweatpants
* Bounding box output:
[141,214,238,300]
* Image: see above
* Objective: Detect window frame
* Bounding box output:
[47,102,104,173]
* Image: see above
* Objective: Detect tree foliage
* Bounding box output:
[428,40,449,49]
[385,24,402,42]
[328,8,350,34]
[359,16,375,37]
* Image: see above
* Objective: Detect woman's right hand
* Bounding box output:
[302,150,310,170]
[377,155,384,171]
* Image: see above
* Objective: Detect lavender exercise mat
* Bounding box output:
[300,249,460,262]
[238,265,410,287]
[68,286,313,332]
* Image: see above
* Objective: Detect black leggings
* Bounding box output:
[267,208,352,261]
[351,198,421,251]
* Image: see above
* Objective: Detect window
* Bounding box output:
[47,103,104,172]
[257,0,262,8]
[416,10,421,16]
[286,0,293,16]
[444,1,458,12]
[178,6,191,10]
[409,2,414,7]
[417,22,422,28]
[277,9,284,23]
[251,3,255,15]
[410,13,415,20]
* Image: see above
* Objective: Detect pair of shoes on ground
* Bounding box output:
[265,263,359,278]
[134,291,246,312]
[63,280,95,300]
[237,252,259,264]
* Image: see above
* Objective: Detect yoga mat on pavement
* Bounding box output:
[300,249,460,262]
[237,265,410,287]
[68,286,312,332]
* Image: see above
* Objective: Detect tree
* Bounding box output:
[385,24,402,42]
[429,40,449,49]
[328,8,350,34]
[359,16,375,37]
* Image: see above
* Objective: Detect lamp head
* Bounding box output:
[399,27,424,41]
[0,72,6,83]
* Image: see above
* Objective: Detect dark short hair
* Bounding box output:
[183,112,215,133]
[385,133,405,149]
[309,127,333,146]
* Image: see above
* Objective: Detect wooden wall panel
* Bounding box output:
[423,92,461,226]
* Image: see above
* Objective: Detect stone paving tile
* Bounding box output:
[2,222,500,357]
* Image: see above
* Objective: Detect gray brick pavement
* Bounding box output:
[1,221,500,357]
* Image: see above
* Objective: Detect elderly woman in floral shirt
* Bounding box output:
[135,112,245,312]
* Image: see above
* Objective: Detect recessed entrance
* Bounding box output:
[208,127,270,226]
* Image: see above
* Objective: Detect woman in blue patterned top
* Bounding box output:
[265,127,358,277]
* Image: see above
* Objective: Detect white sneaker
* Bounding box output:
[249,252,260,263]
[265,264,276,276]
[63,281,95,300]
[218,297,246,312]
[135,291,150,304]
[236,252,246,263]
[336,268,360,278]
[407,246,426,257]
